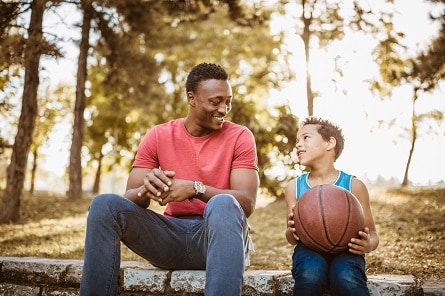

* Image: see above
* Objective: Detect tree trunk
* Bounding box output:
[401,89,418,187]
[68,0,93,200]
[301,0,314,117]
[0,0,45,223]
[92,153,103,194]
[30,148,38,195]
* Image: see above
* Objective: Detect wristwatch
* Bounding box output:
[193,181,206,199]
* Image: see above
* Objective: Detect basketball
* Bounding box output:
[293,184,365,253]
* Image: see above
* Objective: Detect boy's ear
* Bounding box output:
[326,136,337,151]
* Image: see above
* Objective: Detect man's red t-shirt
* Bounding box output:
[132,118,258,217]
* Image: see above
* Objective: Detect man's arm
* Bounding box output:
[155,168,259,217]
[196,168,259,218]
[125,167,259,217]
[124,167,152,208]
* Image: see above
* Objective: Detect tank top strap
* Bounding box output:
[295,173,310,200]
[334,171,354,192]
[294,171,354,200]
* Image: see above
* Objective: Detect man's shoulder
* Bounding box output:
[223,121,251,134]
[151,119,182,131]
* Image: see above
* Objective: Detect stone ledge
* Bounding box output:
[0,257,443,295]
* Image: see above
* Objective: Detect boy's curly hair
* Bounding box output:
[186,63,228,93]
[301,117,345,160]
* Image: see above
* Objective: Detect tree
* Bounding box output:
[399,0,445,186]
[68,0,92,200]
[410,0,445,91]
[68,0,260,199]
[281,0,346,116]
[69,0,296,197]
[101,3,297,197]
[29,84,73,194]
[0,0,46,223]
[179,11,301,195]
[369,0,444,187]
[0,2,25,164]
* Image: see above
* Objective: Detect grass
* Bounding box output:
[0,187,444,280]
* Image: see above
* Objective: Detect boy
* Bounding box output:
[285,117,379,295]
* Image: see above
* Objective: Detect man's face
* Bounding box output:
[188,79,232,135]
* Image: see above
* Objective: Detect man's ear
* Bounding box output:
[187,91,196,106]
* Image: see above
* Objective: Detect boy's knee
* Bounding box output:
[330,268,367,294]
[293,268,327,294]
[305,271,325,284]
[297,267,327,284]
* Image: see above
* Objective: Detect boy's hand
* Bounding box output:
[287,206,300,241]
[348,227,371,255]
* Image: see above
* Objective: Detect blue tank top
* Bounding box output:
[295,171,354,200]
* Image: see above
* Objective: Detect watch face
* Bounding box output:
[195,181,205,195]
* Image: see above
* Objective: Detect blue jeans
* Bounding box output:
[292,243,369,296]
[80,193,248,296]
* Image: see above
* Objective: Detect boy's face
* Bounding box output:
[295,124,331,165]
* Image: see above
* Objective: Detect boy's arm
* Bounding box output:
[349,178,380,254]
[284,181,299,245]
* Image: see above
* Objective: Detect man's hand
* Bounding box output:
[138,169,176,203]
[155,179,196,206]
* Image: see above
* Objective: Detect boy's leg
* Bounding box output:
[329,252,369,296]
[292,243,329,296]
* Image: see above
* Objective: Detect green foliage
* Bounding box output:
[410,0,445,91]
[81,1,297,195]
[5,0,441,196]
[369,0,444,94]
[33,84,73,148]
[366,0,444,186]
[305,0,346,47]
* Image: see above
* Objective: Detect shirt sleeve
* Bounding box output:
[132,128,159,169]
[232,127,258,171]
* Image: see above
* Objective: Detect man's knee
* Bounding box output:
[206,194,241,215]
[205,194,245,227]
[88,194,122,219]
[207,194,238,207]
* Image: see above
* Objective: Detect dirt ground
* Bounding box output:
[0,187,443,280]
[247,187,445,280]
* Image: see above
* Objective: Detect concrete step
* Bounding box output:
[0,257,443,295]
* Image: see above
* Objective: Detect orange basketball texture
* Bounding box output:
[293,184,365,253]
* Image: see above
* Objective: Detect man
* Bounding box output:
[80,62,259,295]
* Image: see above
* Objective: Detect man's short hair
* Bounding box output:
[186,63,228,93]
